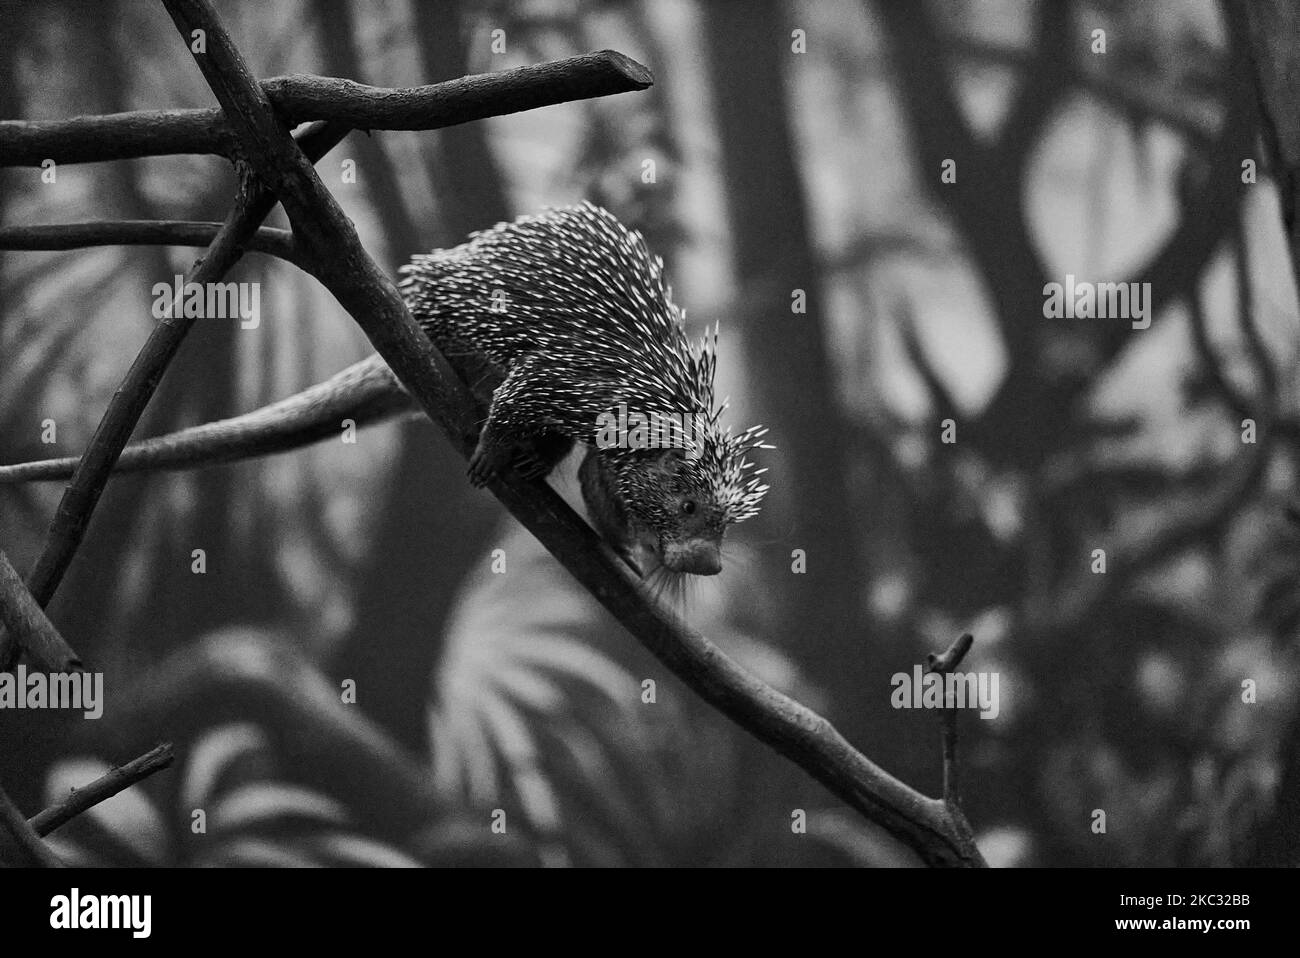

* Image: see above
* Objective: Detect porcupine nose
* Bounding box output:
[666,539,722,576]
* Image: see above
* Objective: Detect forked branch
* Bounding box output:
[158,0,985,866]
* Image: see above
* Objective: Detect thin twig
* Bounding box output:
[0,221,303,268]
[926,633,973,808]
[0,547,81,672]
[0,783,64,867]
[163,0,984,866]
[896,300,959,424]
[0,54,653,166]
[29,743,175,837]
[926,631,974,676]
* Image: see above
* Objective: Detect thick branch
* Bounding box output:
[0,53,652,166]
[994,2,1073,178]
[0,220,303,268]
[163,0,983,866]
[29,743,175,837]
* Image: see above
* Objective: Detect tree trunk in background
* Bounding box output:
[324,0,508,751]
[1242,0,1300,867]
[1243,0,1300,281]
[701,1,869,736]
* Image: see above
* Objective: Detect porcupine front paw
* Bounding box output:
[467,436,512,488]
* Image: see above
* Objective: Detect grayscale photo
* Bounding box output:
[0,0,1292,934]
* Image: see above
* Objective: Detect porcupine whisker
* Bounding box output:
[647,563,695,607]
[718,542,753,572]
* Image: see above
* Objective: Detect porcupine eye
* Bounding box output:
[681,499,697,515]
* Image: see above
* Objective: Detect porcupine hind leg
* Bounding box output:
[467,355,574,487]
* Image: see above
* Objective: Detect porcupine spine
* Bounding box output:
[397,201,769,524]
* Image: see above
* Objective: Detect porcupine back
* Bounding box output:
[397,202,714,427]
[399,202,770,528]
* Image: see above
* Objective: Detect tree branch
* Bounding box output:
[1037,428,1272,639]
[993,2,1073,178]
[28,743,175,837]
[1232,214,1277,408]
[0,547,81,672]
[926,633,974,810]
[161,0,984,866]
[0,53,653,166]
[945,33,1217,149]
[1235,0,1300,866]
[896,300,959,424]
[1187,288,1253,421]
[0,220,303,268]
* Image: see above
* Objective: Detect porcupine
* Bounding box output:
[0,203,770,576]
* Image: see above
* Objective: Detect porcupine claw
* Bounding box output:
[513,450,550,481]
[466,442,506,488]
